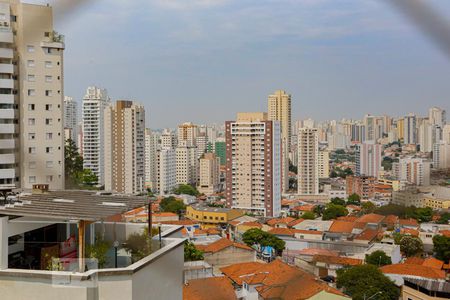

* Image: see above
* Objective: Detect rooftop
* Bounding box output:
[195,238,253,253]
[183,277,237,300]
[380,263,446,280]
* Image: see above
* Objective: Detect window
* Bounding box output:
[27,60,35,67]
[46,175,53,183]
[29,162,36,169]
[45,75,52,82]
[45,133,53,140]
[29,176,36,183]
[45,61,52,68]
[28,147,36,154]
[45,90,52,97]
[28,118,35,125]
[45,118,53,125]
[28,89,35,96]
[45,147,53,153]
[45,104,52,111]
[28,104,35,111]
[27,75,35,82]
[44,32,50,37]
[27,45,35,53]
[28,133,35,140]
[46,161,53,168]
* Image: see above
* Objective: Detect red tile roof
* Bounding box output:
[399,218,419,227]
[380,264,446,279]
[267,217,296,226]
[197,238,253,253]
[422,258,445,270]
[183,277,237,300]
[287,218,305,228]
[239,222,262,229]
[328,221,355,233]
[291,205,315,212]
[220,262,266,285]
[337,216,358,222]
[354,229,381,241]
[440,230,450,238]
[268,227,295,236]
[293,229,324,235]
[356,213,385,224]
[383,215,399,225]
[313,255,363,266]
[400,228,419,237]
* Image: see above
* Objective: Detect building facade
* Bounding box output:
[198,153,220,194]
[393,158,431,186]
[225,113,281,217]
[297,128,319,195]
[158,148,176,195]
[104,100,145,194]
[63,96,77,143]
[355,142,382,178]
[144,129,159,191]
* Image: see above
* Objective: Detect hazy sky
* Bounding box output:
[48,0,450,128]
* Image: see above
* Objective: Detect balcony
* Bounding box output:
[40,32,65,50]
[0,30,13,44]
[0,153,16,164]
[0,64,13,74]
[0,48,13,59]
[0,139,15,149]
[0,109,15,119]
[0,168,16,179]
[0,79,13,89]
[0,94,14,104]
[0,124,17,134]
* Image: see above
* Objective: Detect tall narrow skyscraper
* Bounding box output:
[63,96,77,143]
[0,1,65,190]
[226,113,281,217]
[403,114,417,145]
[297,128,319,195]
[104,100,145,194]
[355,142,382,178]
[144,129,159,191]
[82,86,110,185]
[268,90,291,193]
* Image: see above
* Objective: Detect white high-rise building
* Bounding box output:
[82,86,110,185]
[418,120,440,153]
[196,133,207,159]
[158,148,176,195]
[355,142,382,178]
[176,141,198,186]
[161,129,177,149]
[63,96,77,143]
[393,158,431,186]
[297,128,319,195]
[177,122,198,146]
[104,101,145,194]
[403,114,417,145]
[144,129,159,191]
[429,107,446,128]
[433,142,450,170]
[225,113,281,217]
[0,1,65,190]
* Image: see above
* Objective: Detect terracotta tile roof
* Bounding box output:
[153,212,178,217]
[198,238,253,253]
[183,277,237,300]
[328,220,355,233]
[287,218,305,228]
[422,258,445,270]
[220,262,266,285]
[383,215,399,225]
[337,216,358,222]
[293,229,324,235]
[313,255,363,266]
[267,217,296,226]
[206,228,221,235]
[291,204,316,212]
[160,220,197,226]
[268,227,295,236]
[239,222,262,229]
[346,205,361,211]
[356,213,385,224]
[182,228,208,236]
[399,218,419,227]
[405,257,425,265]
[400,228,419,237]
[380,264,446,279]
[296,248,339,257]
[228,220,240,226]
[354,229,381,241]
[440,230,450,238]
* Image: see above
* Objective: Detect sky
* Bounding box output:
[43,0,450,128]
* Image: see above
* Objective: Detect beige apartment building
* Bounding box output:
[177,122,198,146]
[318,149,330,179]
[198,152,220,194]
[176,140,198,186]
[0,1,65,190]
[297,128,319,195]
[104,100,145,194]
[268,90,291,193]
[225,112,282,217]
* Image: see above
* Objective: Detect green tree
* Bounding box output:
[381,157,394,171]
[330,197,346,206]
[80,169,98,186]
[365,250,392,266]
[437,212,450,224]
[173,184,199,196]
[399,236,423,257]
[242,228,285,254]
[184,241,204,261]
[313,205,325,217]
[322,204,348,220]
[336,265,400,300]
[361,201,376,214]
[288,160,297,174]
[123,227,158,263]
[433,235,450,262]
[414,207,433,223]
[160,197,186,215]
[346,193,361,206]
[64,139,83,188]
[86,237,111,268]
[301,211,316,220]
[343,167,354,177]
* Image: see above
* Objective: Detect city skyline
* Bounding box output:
[46,0,450,128]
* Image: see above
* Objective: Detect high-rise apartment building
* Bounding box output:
[0,1,65,190]
[393,157,431,186]
[176,141,198,186]
[429,107,446,128]
[104,101,145,194]
[403,114,417,145]
[318,149,330,179]
[214,138,226,166]
[268,90,291,193]
[225,112,281,217]
[63,96,77,143]
[198,153,220,194]
[297,128,319,195]
[196,132,207,159]
[82,86,110,185]
[397,118,405,141]
[161,129,177,149]
[355,142,382,178]
[433,141,450,170]
[177,122,198,146]
[158,148,176,195]
[144,129,159,191]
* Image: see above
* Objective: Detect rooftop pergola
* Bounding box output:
[0,190,149,271]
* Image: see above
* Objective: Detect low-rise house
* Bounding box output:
[402,278,450,300]
[380,263,447,286]
[353,228,382,244]
[186,205,244,228]
[292,220,333,232]
[183,276,237,300]
[221,260,349,300]
[354,213,385,232]
[196,238,256,269]
[294,230,324,241]
[309,255,362,277]
[267,217,296,228]
[324,220,355,241]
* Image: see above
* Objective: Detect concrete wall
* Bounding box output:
[204,247,256,269]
